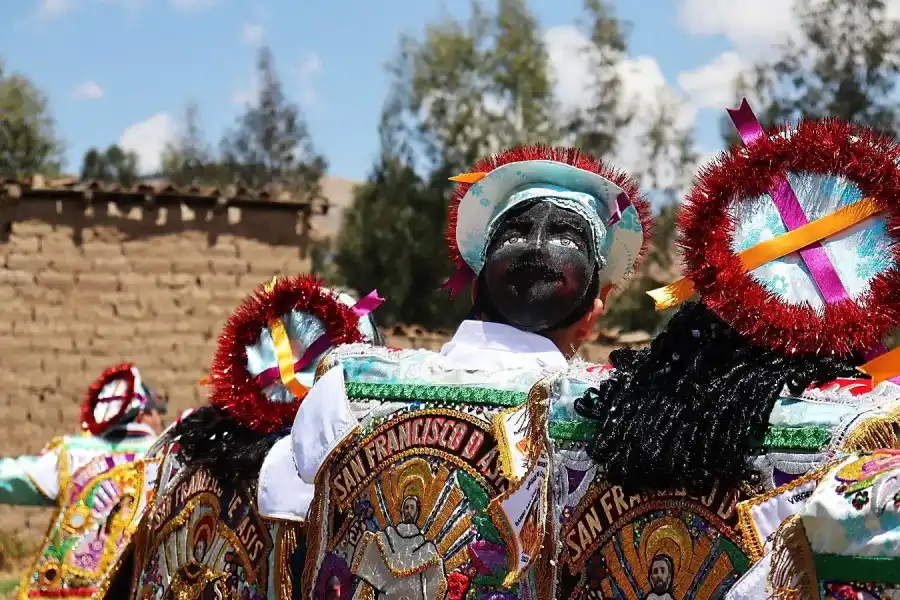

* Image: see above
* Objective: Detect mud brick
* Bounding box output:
[6,233,40,252]
[75,272,120,292]
[118,271,158,292]
[50,253,88,273]
[6,253,51,271]
[209,256,249,276]
[11,220,53,236]
[114,302,150,320]
[91,256,129,274]
[198,273,238,291]
[74,302,115,321]
[129,256,173,275]
[35,270,75,292]
[33,304,67,322]
[0,269,36,286]
[31,333,75,352]
[172,256,211,275]
[157,273,197,289]
[19,285,67,305]
[0,301,34,320]
[81,242,123,258]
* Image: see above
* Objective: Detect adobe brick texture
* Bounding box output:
[0,198,321,551]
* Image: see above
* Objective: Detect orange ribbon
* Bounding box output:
[859,347,900,385]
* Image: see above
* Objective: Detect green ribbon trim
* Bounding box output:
[344,382,528,407]
[813,553,900,584]
[343,382,835,449]
[762,426,832,451]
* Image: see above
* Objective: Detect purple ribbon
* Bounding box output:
[254,290,385,389]
[727,99,850,306]
[606,192,632,227]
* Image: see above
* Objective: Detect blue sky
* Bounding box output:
[2,0,782,182]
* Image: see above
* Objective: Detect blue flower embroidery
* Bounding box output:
[469,183,483,197]
[842,515,872,545]
[618,208,642,233]
[769,275,789,294]
[480,197,490,207]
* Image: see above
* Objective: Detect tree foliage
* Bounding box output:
[161,102,218,186]
[219,46,326,202]
[726,0,900,140]
[0,60,65,179]
[80,145,139,186]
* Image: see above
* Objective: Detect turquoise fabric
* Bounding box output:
[0,455,54,507]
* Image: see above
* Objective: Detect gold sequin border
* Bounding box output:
[736,461,838,564]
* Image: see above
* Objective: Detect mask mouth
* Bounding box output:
[508,260,561,283]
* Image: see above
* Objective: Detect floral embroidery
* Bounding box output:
[469,183,483,197]
[852,490,870,510]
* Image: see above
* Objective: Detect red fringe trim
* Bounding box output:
[209,275,368,433]
[680,118,900,357]
[81,363,136,435]
[445,145,654,290]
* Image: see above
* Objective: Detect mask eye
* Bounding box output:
[501,236,524,247]
[548,236,577,248]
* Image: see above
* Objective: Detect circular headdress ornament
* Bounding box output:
[444,145,654,299]
[209,275,384,433]
[81,363,150,435]
[665,100,900,358]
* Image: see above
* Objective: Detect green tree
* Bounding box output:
[219,46,326,202]
[564,0,631,158]
[80,144,139,186]
[161,102,218,186]
[0,60,65,178]
[383,0,559,172]
[726,0,900,140]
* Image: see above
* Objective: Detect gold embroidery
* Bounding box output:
[768,514,820,600]
[842,406,900,452]
[274,522,302,600]
[736,462,835,563]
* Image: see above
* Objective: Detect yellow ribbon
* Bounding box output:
[859,347,900,385]
[261,275,309,399]
[269,315,311,399]
[648,198,882,310]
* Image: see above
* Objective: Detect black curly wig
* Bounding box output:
[574,301,863,496]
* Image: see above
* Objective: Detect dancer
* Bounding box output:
[259,145,654,599]
[6,364,167,599]
[564,101,900,598]
[129,276,386,600]
[0,363,164,506]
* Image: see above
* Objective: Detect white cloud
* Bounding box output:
[676,51,743,109]
[544,25,698,194]
[241,22,264,45]
[297,53,322,108]
[36,0,75,19]
[169,0,217,12]
[119,113,177,174]
[72,80,104,100]
[676,0,797,60]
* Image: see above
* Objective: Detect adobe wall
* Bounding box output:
[0,195,319,551]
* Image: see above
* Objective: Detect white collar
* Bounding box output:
[439,320,568,371]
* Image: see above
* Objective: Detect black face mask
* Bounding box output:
[481,200,597,332]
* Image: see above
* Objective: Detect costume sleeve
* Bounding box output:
[290,365,358,484]
[0,450,59,506]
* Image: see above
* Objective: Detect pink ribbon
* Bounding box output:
[254,290,385,388]
[441,258,476,299]
[727,99,850,306]
[606,192,633,227]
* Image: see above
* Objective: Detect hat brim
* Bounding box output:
[257,435,314,522]
[455,159,648,288]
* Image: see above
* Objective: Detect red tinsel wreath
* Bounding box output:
[81,363,136,435]
[209,275,367,434]
[445,144,655,290]
[680,118,900,358]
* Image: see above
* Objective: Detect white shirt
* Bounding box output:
[257,320,567,521]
